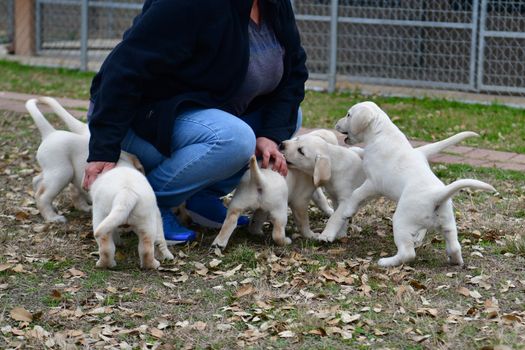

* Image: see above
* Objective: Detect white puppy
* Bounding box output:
[211,155,323,249]
[324,101,495,267]
[281,132,366,239]
[281,129,480,240]
[26,98,91,222]
[37,96,90,135]
[90,152,174,269]
[291,128,346,216]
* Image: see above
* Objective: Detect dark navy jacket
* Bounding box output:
[88,0,308,162]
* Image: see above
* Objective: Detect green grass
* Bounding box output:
[1,59,524,153]
[302,90,525,153]
[221,244,258,269]
[432,163,525,183]
[0,60,94,100]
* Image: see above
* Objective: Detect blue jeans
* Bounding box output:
[113,107,302,208]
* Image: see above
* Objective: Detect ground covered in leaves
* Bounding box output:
[1,109,525,349]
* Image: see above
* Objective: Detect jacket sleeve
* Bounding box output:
[256,1,308,144]
[87,0,200,162]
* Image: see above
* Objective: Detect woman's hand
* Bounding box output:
[82,161,116,190]
[255,137,287,176]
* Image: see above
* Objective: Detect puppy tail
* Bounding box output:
[433,179,496,206]
[94,189,138,237]
[25,98,56,139]
[248,155,264,187]
[417,131,479,158]
[38,96,89,135]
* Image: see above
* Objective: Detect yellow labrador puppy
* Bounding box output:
[281,129,480,240]
[26,98,91,222]
[327,101,495,267]
[212,153,326,249]
[90,152,174,269]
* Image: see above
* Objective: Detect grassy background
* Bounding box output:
[1,59,524,153]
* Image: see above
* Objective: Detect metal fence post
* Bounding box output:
[476,0,487,91]
[35,0,41,51]
[80,0,89,71]
[328,0,338,93]
[469,0,480,91]
[7,0,14,42]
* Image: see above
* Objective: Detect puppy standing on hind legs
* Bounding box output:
[90,152,174,269]
[327,101,495,267]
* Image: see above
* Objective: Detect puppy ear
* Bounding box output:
[308,129,338,145]
[313,155,331,187]
[350,104,374,135]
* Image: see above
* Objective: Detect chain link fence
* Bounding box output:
[0,0,524,96]
[0,0,13,46]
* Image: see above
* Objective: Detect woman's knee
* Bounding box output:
[222,117,256,164]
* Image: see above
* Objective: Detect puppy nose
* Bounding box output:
[279,143,286,151]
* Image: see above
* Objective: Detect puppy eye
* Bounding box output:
[298,147,304,155]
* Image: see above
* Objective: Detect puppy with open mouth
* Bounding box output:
[281,127,482,243]
[321,101,495,267]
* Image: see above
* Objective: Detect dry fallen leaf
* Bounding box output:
[67,268,86,278]
[501,314,521,325]
[11,264,25,273]
[409,280,427,290]
[50,289,62,301]
[278,330,295,338]
[307,328,327,337]
[209,259,222,268]
[0,263,13,272]
[235,284,256,298]
[340,312,361,324]
[10,307,33,322]
[149,327,164,339]
[457,287,471,297]
[413,334,431,343]
[417,308,439,318]
[192,321,207,331]
[163,282,176,289]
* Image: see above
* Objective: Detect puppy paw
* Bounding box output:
[48,215,67,224]
[323,208,335,216]
[96,259,116,269]
[302,230,320,239]
[275,236,292,246]
[142,259,161,270]
[161,250,175,261]
[211,241,226,251]
[317,233,335,243]
[377,257,398,267]
[447,252,464,266]
[74,202,92,212]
